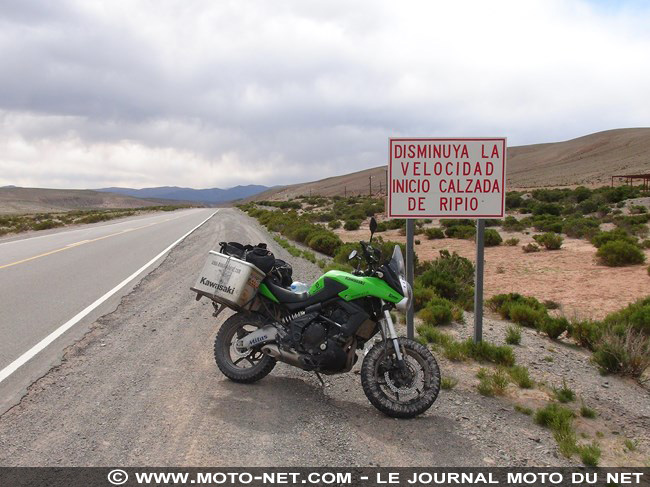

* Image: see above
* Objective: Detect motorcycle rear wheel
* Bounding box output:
[214,313,276,383]
[361,337,440,418]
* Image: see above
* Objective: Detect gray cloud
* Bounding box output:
[1,0,649,189]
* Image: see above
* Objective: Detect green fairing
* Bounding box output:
[309,270,403,303]
[258,282,279,303]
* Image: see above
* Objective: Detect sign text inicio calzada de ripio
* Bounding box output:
[388,138,506,218]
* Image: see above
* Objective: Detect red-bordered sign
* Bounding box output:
[388,137,507,219]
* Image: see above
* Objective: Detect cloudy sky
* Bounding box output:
[1,0,649,189]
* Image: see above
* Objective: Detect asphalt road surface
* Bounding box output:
[0,208,216,412]
[0,209,484,466]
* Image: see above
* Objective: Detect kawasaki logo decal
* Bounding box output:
[200,277,235,295]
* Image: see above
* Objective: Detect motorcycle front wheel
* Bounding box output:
[361,337,440,418]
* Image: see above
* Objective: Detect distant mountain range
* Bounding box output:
[97,184,271,203]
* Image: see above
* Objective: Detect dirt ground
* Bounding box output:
[336,223,650,321]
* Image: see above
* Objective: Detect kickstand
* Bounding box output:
[314,371,325,387]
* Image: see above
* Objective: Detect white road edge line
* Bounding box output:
[0,209,218,385]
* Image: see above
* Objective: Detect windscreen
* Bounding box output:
[388,245,405,277]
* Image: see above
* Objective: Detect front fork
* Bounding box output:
[380,302,406,367]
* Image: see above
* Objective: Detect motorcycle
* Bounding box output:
[202,217,440,418]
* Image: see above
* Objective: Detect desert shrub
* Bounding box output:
[505,325,522,345]
[580,404,597,418]
[592,329,650,377]
[441,376,458,390]
[641,239,650,249]
[590,228,637,248]
[382,218,405,230]
[568,320,603,350]
[488,293,545,318]
[578,442,601,466]
[543,299,560,310]
[32,219,63,230]
[508,365,534,388]
[535,403,575,429]
[576,198,599,215]
[307,232,342,255]
[553,379,576,403]
[483,219,502,227]
[533,232,563,250]
[541,316,569,339]
[328,220,341,229]
[502,215,527,232]
[418,297,455,326]
[624,439,638,452]
[505,192,523,209]
[476,368,509,396]
[562,217,600,239]
[572,186,592,202]
[629,204,648,214]
[416,250,474,308]
[440,219,474,227]
[444,225,475,239]
[602,296,650,336]
[413,284,436,312]
[416,324,452,347]
[533,202,562,216]
[343,220,361,231]
[504,237,520,246]
[530,215,563,233]
[424,227,445,239]
[515,404,534,415]
[596,240,646,266]
[509,303,546,328]
[443,341,468,361]
[463,339,515,366]
[522,243,540,253]
[484,228,503,246]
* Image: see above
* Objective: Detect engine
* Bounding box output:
[278,302,370,374]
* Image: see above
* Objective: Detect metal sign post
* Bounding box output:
[474,219,485,343]
[405,219,415,339]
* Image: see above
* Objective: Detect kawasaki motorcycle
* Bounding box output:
[210,218,440,418]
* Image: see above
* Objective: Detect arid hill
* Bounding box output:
[0,187,166,214]
[254,128,650,200]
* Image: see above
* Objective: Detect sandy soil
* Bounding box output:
[336,223,650,321]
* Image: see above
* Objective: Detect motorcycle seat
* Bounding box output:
[263,278,347,310]
[264,280,310,303]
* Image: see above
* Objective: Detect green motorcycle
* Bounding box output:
[211,218,440,418]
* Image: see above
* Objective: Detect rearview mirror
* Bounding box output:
[369,217,377,242]
[348,250,358,261]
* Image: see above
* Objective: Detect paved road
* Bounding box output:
[0,208,485,467]
[0,208,216,412]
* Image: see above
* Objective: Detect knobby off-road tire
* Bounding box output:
[361,337,440,418]
[214,313,276,383]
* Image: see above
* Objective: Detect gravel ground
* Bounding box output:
[448,312,650,467]
[0,209,481,467]
[3,208,641,467]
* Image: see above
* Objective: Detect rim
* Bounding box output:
[224,323,266,369]
[374,347,429,404]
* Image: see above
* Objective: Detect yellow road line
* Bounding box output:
[0,213,187,271]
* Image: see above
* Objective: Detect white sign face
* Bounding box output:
[388,138,507,218]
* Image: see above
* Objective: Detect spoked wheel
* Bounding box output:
[214,313,276,383]
[361,337,440,418]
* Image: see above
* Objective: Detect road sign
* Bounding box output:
[387,137,507,342]
[388,138,507,218]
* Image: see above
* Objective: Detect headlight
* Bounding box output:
[395,278,412,312]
